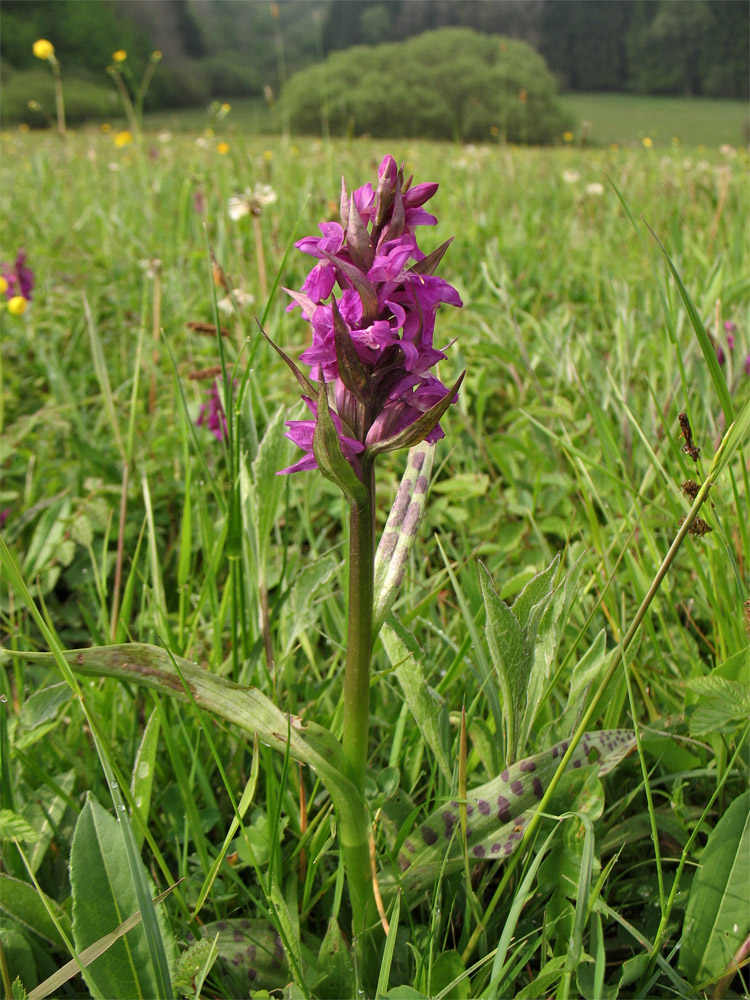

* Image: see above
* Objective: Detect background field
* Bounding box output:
[1,126,749,998]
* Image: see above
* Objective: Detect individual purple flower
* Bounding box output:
[1,250,34,301]
[196,380,228,441]
[277,155,463,481]
[745,352,750,377]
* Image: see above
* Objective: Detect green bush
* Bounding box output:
[0,67,119,126]
[282,28,568,144]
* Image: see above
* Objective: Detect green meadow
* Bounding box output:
[1,124,749,1000]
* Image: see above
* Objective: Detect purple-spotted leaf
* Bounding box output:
[383,729,635,894]
[374,443,435,633]
[366,371,465,459]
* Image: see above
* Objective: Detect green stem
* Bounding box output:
[341,460,376,941]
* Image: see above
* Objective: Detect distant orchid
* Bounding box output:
[197,380,228,441]
[2,250,34,302]
[277,154,463,480]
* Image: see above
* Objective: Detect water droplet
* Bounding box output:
[110,781,118,788]
[0,694,7,703]
[118,804,126,811]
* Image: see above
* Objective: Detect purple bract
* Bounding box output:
[279,155,462,477]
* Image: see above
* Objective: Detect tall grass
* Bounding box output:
[1,128,748,998]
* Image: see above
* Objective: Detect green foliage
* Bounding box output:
[1,131,748,998]
[70,795,175,999]
[282,28,568,144]
[679,791,750,983]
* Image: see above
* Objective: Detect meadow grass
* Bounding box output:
[0,128,748,999]
[559,92,750,149]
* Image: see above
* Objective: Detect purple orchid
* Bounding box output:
[197,380,228,441]
[2,250,34,301]
[278,155,463,480]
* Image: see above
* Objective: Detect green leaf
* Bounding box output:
[129,707,160,852]
[380,616,451,782]
[70,795,174,1000]
[315,916,355,999]
[24,771,75,875]
[679,790,750,984]
[12,976,29,1000]
[0,925,36,997]
[0,875,71,948]
[686,676,750,735]
[384,988,428,1000]
[285,554,339,653]
[16,683,73,748]
[429,950,471,999]
[0,811,39,843]
[173,936,219,999]
[251,406,289,550]
[515,956,566,998]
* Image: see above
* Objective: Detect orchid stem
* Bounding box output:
[341,460,376,942]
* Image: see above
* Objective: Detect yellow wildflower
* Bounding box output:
[642,136,653,148]
[7,296,28,316]
[0,277,8,295]
[263,149,273,160]
[33,39,55,60]
[563,131,574,143]
[217,141,230,155]
[152,50,162,61]
[18,123,29,133]
[114,130,133,147]
[101,123,112,133]
[112,50,127,63]
[221,103,231,113]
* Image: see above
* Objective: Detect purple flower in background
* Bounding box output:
[745,352,750,377]
[2,250,34,301]
[197,380,228,441]
[279,155,463,478]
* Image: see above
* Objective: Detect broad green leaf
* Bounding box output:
[686,676,750,735]
[0,875,71,948]
[679,790,750,984]
[251,406,289,552]
[15,683,73,750]
[429,949,471,999]
[515,956,566,998]
[285,554,339,652]
[380,616,451,782]
[70,795,173,1000]
[385,730,634,895]
[384,988,428,999]
[24,771,75,874]
[130,707,160,851]
[315,916,355,999]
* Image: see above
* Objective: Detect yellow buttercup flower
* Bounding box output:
[7,296,28,316]
[221,103,231,113]
[33,38,55,60]
[0,277,8,295]
[642,136,653,148]
[217,141,230,155]
[563,131,574,143]
[114,130,133,147]
[112,50,127,63]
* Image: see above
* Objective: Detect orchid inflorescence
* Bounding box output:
[275,155,464,482]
